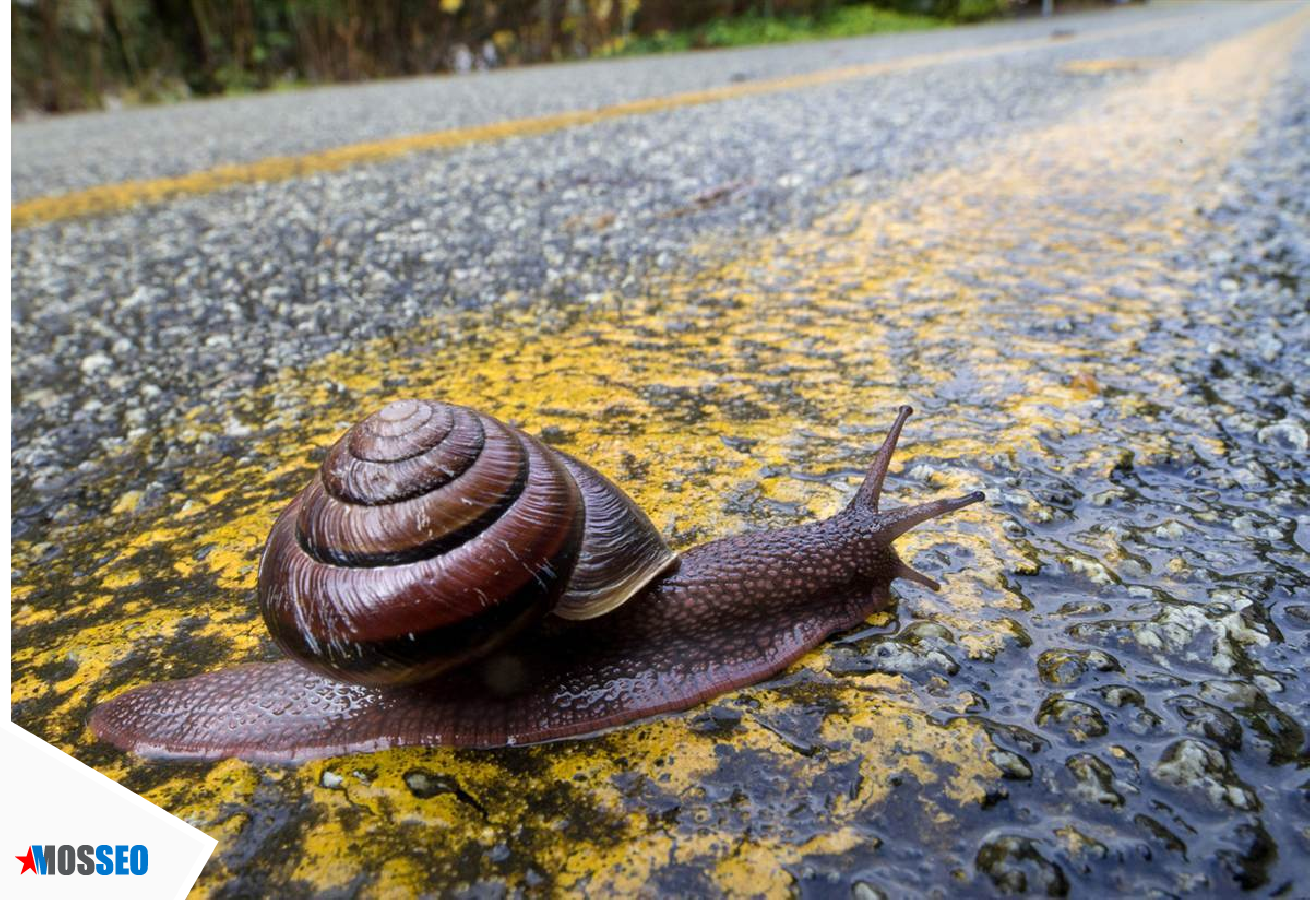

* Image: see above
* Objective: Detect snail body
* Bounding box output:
[91,402,982,762]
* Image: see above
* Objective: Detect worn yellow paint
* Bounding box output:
[12,604,53,628]
[13,14,1196,230]
[10,8,1308,896]
[111,490,143,515]
[1056,824,1109,859]
[715,843,795,900]
[100,568,142,590]
[17,609,189,740]
[1061,56,1167,75]
[363,856,432,900]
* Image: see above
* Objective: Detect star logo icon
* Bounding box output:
[16,846,37,874]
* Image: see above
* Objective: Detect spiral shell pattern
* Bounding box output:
[258,399,675,687]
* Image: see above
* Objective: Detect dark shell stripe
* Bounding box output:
[261,431,582,646]
[348,397,452,461]
[269,520,582,688]
[300,416,526,565]
[323,404,484,505]
[258,400,604,686]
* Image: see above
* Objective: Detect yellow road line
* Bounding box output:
[5,12,1248,229]
[13,10,1309,894]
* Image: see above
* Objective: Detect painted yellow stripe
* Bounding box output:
[12,11,1308,895]
[6,13,1235,229]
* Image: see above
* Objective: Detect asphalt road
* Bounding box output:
[9,0,1293,521]
[7,0,1277,201]
[11,2,1310,896]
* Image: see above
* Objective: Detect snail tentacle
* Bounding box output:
[872,491,986,542]
[894,560,941,592]
[849,404,914,512]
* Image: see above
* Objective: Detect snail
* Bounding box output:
[90,399,983,762]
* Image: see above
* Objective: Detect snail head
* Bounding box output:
[842,405,984,591]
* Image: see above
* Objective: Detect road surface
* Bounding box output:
[11,2,1310,895]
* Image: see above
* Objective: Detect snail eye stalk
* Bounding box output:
[849,404,915,513]
[874,492,986,543]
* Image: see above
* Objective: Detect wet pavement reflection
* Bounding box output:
[11,10,1310,897]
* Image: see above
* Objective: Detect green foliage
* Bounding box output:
[953,0,1006,22]
[618,5,943,56]
[880,0,1006,18]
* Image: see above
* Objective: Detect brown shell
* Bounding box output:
[257,399,675,688]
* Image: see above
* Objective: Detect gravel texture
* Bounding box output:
[10,1,1293,530]
[10,3,1310,896]
[9,0,1280,200]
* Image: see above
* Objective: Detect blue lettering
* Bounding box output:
[25,842,149,876]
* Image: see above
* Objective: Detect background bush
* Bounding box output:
[12,0,1042,115]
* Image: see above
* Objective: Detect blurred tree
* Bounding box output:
[10,0,1051,115]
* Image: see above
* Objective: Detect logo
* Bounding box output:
[16,845,148,875]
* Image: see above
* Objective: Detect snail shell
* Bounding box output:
[258,398,676,687]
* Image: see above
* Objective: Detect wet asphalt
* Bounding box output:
[8,0,1268,201]
[10,1,1310,895]
[9,0,1292,532]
